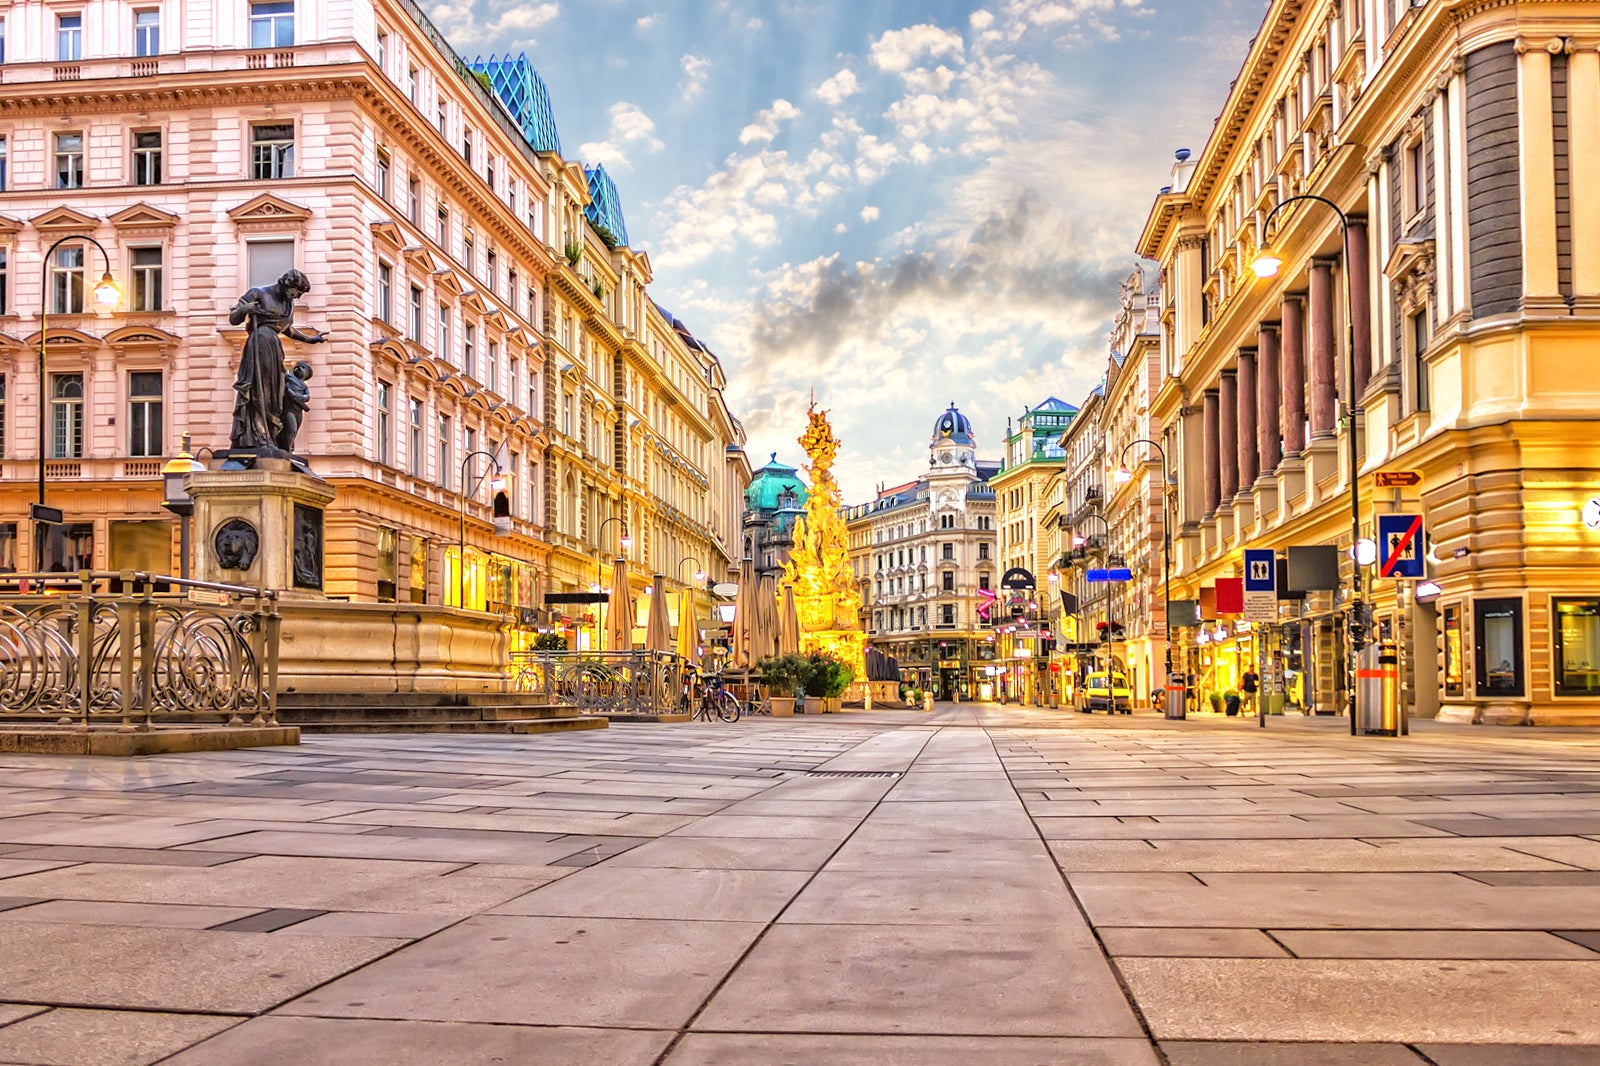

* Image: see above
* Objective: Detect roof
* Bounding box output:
[745,454,808,513]
[584,164,630,248]
[470,54,562,154]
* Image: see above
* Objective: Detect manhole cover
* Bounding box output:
[804,770,901,778]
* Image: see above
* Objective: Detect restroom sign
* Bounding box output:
[1242,548,1277,621]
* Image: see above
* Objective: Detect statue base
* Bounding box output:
[218,447,317,478]
[188,463,336,596]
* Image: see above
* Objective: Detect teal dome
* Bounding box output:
[746,454,808,513]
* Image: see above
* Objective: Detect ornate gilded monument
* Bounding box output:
[782,404,865,669]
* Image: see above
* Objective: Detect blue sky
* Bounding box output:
[435,0,1267,501]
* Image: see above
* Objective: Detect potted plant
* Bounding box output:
[1223,688,1241,716]
[533,632,568,652]
[801,652,854,713]
[1208,691,1224,714]
[757,653,805,716]
[563,240,583,266]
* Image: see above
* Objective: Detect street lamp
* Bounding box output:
[1118,438,1179,719]
[456,449,505,610]
[161,432,206,580]
[35,235,120,534]
[1251,192,1366,735]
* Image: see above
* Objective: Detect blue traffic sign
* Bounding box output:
[1377,514,1425,579]
[1243,548,1276,592]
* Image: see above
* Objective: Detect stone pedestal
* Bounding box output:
[188,461,336,595]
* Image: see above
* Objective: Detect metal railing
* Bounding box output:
[510,650,685,716]
[0,571,280,731]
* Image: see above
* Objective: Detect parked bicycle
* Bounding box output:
[688,666,742,722]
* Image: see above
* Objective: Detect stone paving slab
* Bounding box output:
[664,1033,1161,1065]
[0,1007,241,1066]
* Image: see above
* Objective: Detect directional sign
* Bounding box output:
[1242,548,1277,622]
[1377,514,1426,579]
[1374,470,1423,489]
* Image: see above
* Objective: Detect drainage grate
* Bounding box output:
[804,770,902,779]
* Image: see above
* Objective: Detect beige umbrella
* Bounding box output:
[605,557,634,652]
[755,573,781,665]
[731,559,754,668]
[779,582,800,656]
[644,575,673,653]
[677,585,702,669]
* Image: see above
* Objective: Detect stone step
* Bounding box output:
[289,716,607,735]
[275,691,545,709]
[272,704,584,724]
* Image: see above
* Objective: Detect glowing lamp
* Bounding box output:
[93,272,121,307]
[1250,253,1283,279]
[1114,466,1133,485]
[1353,538,1377,567]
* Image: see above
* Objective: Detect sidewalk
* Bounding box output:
[0,707,1595,1063]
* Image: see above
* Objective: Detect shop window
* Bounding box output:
[0,522,16,572]
[1553,598,1600,697]
[376,526,397,602]
[109,520,169,571]
[36,521,93,573]
[1473,598,1524,698]
[408,536,428,603]
[1442,605,1462,698]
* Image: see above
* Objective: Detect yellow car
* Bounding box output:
[1079,671,1132,714]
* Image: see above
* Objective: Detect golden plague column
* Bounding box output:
[783,405,866,671]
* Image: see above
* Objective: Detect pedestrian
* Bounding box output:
[1241,669,1259,715]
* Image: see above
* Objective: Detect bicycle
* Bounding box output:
[690,668,741,722]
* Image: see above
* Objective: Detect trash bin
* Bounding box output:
[1356,640,1400,736]
[1164,674,1186,720]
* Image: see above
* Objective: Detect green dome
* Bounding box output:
[746,454,809,513]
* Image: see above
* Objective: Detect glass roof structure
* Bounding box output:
[585,165,630,248]
[469,53,562,154]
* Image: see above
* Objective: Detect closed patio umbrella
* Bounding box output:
[779,582,800,656]
[755,572,780,665]
[605,557,634,652]
[644,575,673,653]
[731,559,754,668]
[677,585,702,669]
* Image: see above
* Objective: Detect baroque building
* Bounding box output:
[0,0,748,649]
[1139,0,1600,724]
[845,405,999,699]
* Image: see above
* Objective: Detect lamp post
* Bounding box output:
[595,515,632,650]
[456,449,505,610]
[35,235,120,536]
[678,554,706,653]
[161,433,205,580]
[1116,438,1178,718]
[1071,509,1113,687]
[1251,193,1366,735]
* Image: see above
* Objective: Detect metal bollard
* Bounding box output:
[1355,640,1401,736]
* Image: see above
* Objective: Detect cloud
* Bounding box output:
[814,68,861,106]
[738,99,802,144]
[680,54,711,102]
[576,102,664,170]
[860,205,880,223]
[869,23,966,73]
[427,0,558,49]
[635,13,657,29]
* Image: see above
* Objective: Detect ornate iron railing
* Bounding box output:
[0,571,280,731]
[510,650,685,716]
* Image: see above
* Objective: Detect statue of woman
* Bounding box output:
[227,269,326,451]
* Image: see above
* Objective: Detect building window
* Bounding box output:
[436,98,446,134]
[0,374,6,458]
[128,371,163,456]
[50,373,84,458]
[56,133,85,189]
[130,247,162,311]
[58,14,82,61]
[406,178,421,226]
[436,204,448,244]
[131,130,162,184]
[376,381,392,465]
[408,284,422,340]
[487,341,499,394]
[0,19,7,65]
[246,239,294,288]
[486,249,497,293]
[406,66,417,102]
[437,415,451,488]
[437,304,451,361]
[1474,597,1524,698]
[942,571,954,592]
[941,604,955,625]
[942,542,954,561]
[409,398,424,476]
[375,148,390,200]
[1554,599,1600,697]
[462,232,473,273]
[376,261,393,322]
[250,123,294,179]
[461,129,472,165]
[249,1,294,48]
[51,245,85,314]
[1404,137,1425,221]
[1411,311,1429,412]
[0,249,8,314]
[1442,605,1462,697]
[409,535,428,603]
[376,526,397,601]
[463,324,476,378]
[375,30,387,72]
[134,9,159,55]
[979,572,991,591]
[0,137,7,191]
[978,543,990,561]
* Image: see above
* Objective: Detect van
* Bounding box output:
[1079,671,1132,714]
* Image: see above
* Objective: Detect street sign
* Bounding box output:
[1374,470,1423,488]
[1377,514,1426,579]
[1086,568,1133,583]
[1242,548,1277,622]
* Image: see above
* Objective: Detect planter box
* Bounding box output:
[770,696,796,717]
[802,696,842,714]
[824,697,842,713]
[803,696,823,714]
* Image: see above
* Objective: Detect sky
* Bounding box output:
[435,0,1269,502]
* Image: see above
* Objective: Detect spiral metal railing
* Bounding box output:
[510,650,686,716]
[0,571,280,731]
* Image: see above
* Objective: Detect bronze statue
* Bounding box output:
[227,270,325,452]
[277,361,313,452]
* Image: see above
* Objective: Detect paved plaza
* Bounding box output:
[1,706,1599,1064]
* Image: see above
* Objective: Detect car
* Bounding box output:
[1079,671,1132,714]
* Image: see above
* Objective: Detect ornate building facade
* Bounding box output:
[1139,0,1600,724]
[0,0,748,649]
[845,406,999,699]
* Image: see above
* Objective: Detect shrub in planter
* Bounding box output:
[756,653,808,698]
[1207,691,1224,713]
[802,652,855,699]
[533,632,569,652]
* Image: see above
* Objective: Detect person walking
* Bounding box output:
[1241,669,1260,716]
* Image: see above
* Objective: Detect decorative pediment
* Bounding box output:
[402,244,440,271]
[105,324,181,349]
[0,213,22,236]
[1385,239,1437,317]
[109,203,179,230]
[433,269,463,297]
[371,219,405,251]
[31,206,100,232]
[227,193,312,228]
[25,327,101,348]
[459,288,488,315]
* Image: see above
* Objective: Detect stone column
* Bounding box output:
[1282,296,1307,456]
[1346,219,1373,390]
[1203,389,1221,515]
[1308,260,1338,439]
[1218,371,1239,501]
[1258,323,1282,475]
[1237,349,1259,489]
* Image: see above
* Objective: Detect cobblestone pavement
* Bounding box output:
[1,705,1600,1064]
